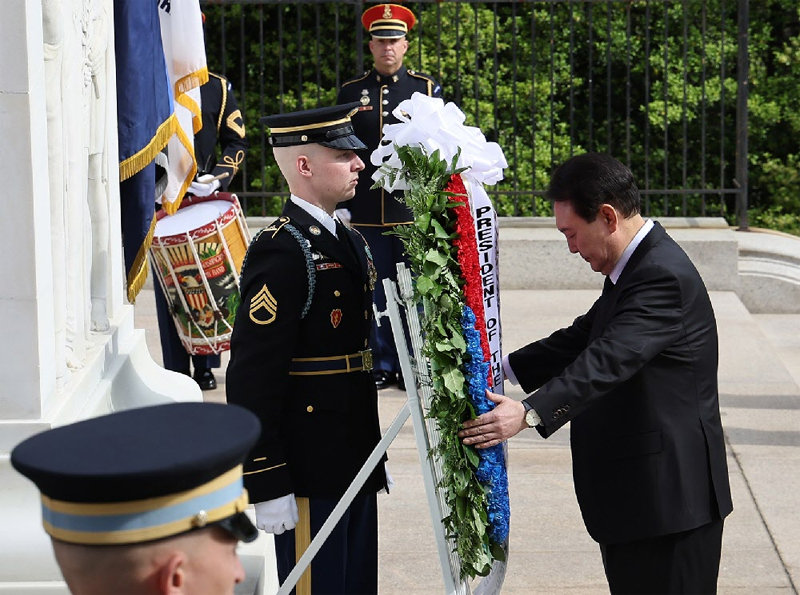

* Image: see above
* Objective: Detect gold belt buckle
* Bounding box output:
[360,349,373,372]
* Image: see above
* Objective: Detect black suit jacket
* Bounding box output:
[510,222,733,544]
[226,201,384,502]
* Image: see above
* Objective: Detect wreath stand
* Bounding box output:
[276,263,506,595]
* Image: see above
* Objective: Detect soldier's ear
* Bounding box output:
[159,551,187,594]
[297,155,313,177]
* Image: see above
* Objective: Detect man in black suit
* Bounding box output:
[459,153,733,593]
[336,3,442,390]
[226,102,386,594]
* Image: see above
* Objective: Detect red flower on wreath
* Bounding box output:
[445,173,492,386]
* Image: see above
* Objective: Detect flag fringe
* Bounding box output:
[119,114,178,182]
[160,122,197,215]
[126,212,157,303]
[174,66,209,96]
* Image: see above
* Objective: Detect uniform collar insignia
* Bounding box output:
[374,66,406,85]
[265,216,291,238]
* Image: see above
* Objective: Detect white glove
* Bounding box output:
[334,208,352,226]
[379,464,396,495]
[254,494,299,534]
[189,173,221,197]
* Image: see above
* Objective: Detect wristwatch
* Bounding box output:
[522,400,541,427]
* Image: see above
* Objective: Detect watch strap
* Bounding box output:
[522,400,541,427]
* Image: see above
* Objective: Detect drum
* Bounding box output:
[150,192,251,355]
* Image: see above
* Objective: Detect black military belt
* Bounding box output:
[289,350,373,376]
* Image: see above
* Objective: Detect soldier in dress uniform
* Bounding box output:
[10,402,261,595]
[337,3,443,390]
[153,71,248,391]
[191,72,248,195]
[226,102,387,594]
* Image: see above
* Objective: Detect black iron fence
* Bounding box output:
[201,0,749,228]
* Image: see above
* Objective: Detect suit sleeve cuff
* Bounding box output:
[503,354,520,385]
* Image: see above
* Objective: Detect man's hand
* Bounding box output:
[254,494,299,534]
[457,390,529,449]
[189,173,221,197]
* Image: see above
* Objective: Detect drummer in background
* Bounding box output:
[153,70,248,391]
[227,102,388,594]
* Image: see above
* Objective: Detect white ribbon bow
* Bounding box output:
[371,92,508,193]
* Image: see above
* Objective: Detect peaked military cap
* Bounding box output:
[262,102,368,150]
[362,3,416,39]
[11,402,261,546]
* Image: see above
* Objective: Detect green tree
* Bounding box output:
[201,1,800,235]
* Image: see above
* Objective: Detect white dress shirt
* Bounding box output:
[289,194,340,238]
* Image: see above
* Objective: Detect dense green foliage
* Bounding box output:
[202,1,799,234]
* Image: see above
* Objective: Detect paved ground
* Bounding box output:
[135,284,800,594]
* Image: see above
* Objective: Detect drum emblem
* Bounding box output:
[330,309,342,328]
[177,273,214,325]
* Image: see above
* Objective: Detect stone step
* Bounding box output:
[497,217,740,291]
[737,227,800,314]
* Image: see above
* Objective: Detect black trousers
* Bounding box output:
[600,519,725,594]
[275,493,378,595]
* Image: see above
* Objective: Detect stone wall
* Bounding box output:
[247,215,800,313]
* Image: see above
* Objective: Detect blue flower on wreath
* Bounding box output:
[461,306,510,544]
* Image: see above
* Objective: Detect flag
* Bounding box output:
[115,0,175,302]
[157,0,208,214]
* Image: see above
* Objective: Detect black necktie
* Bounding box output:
[335,219,347,241]
[335,219,356,259]
[603,276,614,295]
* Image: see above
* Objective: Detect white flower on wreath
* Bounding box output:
[370,92,508,193]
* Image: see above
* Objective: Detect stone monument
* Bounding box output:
[0,1,201,591]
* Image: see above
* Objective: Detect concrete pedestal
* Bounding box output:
[0,1,206,592]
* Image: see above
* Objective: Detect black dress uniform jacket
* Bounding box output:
[226,200,385,503]
[196,72,247,189]
[336,65,441,226]
[511,223,733,545]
